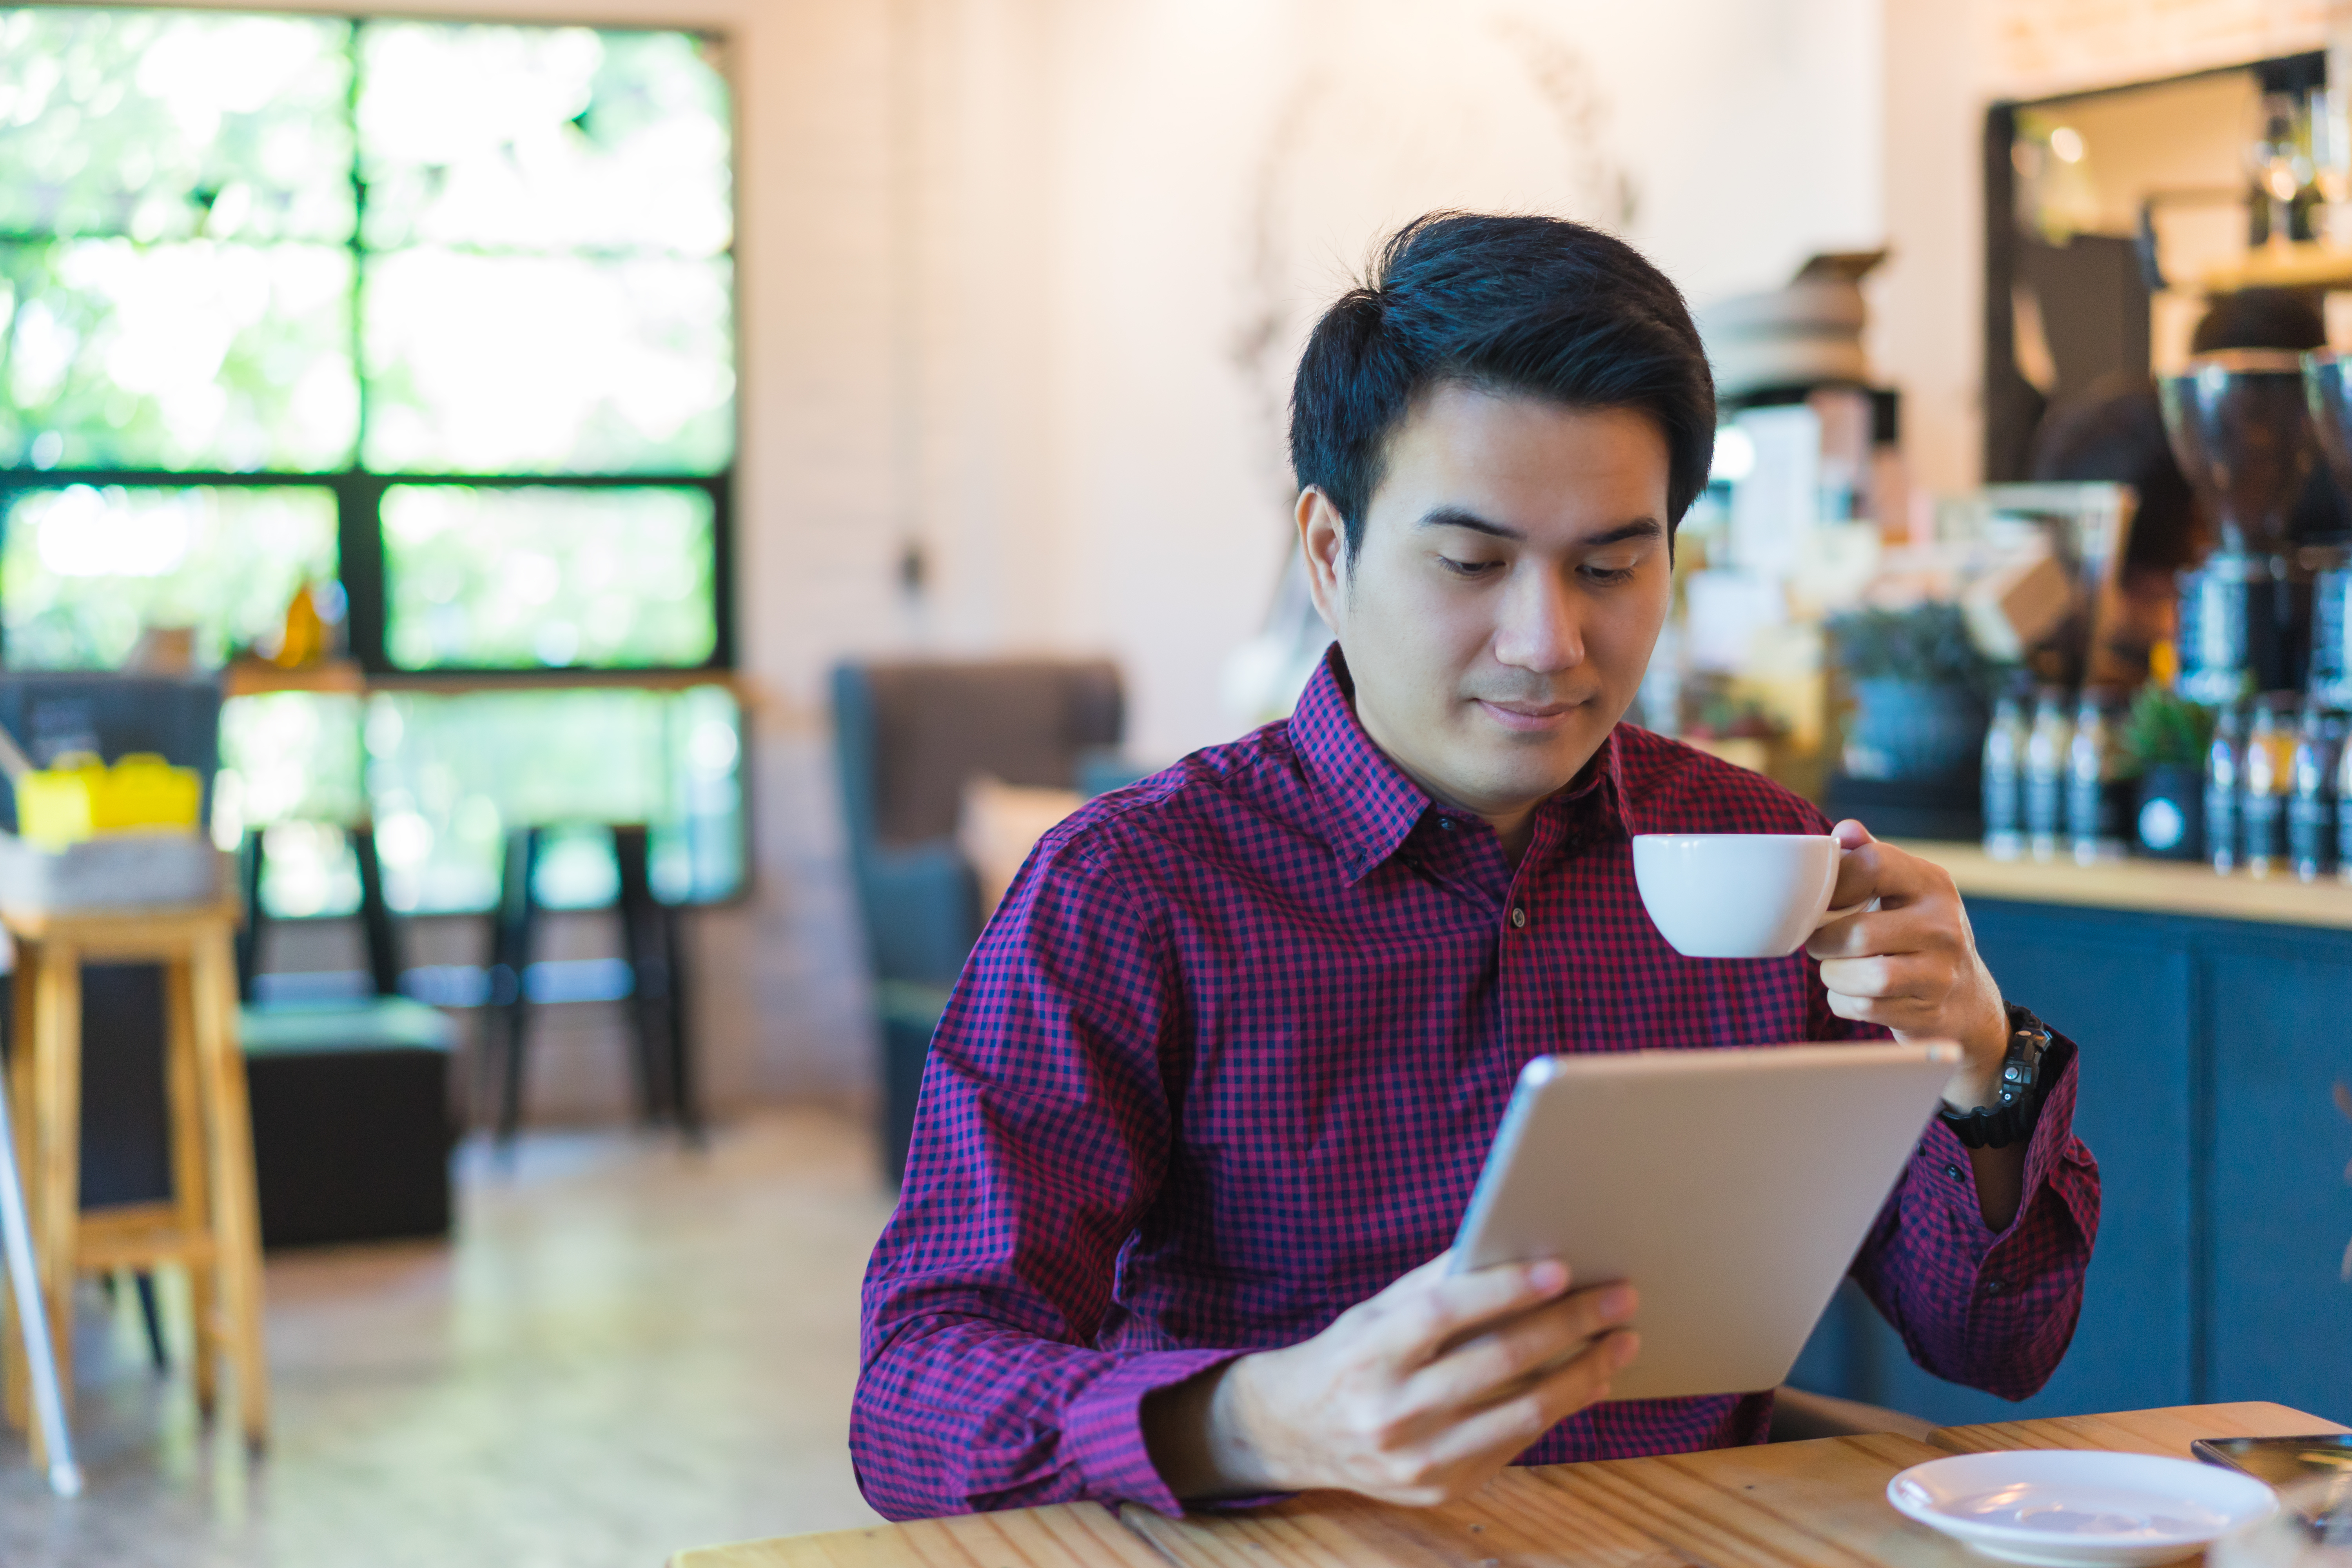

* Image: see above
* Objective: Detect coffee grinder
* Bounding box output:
[2161,350,2318,701]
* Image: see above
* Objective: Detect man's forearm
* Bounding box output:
[1964,1142,2026,1231]
[1141,1356,1271,1501]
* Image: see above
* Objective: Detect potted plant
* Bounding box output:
[1826,603,1999,782]
[2119,684,2216,860]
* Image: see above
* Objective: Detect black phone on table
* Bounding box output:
[2193,1435,2352,1530]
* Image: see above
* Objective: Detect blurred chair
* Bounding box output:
[479,824,696,1146]
[829,659,1124,1184]
[238,824,457,1247]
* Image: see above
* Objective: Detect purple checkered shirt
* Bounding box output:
[853,648,2099,1521]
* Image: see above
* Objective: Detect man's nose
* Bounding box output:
[1490,566,1585,674]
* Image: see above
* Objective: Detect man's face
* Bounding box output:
[1299,384,1673,825]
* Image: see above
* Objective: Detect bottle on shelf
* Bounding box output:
[2292,702,2341,882]
[1982,686,2028,861]
[2023,687,2073,863]
[2066,689,2130,864]
[2338,710,2352,884]
[2239,698,2292,878]
[2207,704,2245,874]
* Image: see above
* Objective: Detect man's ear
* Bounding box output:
[1297,486,1348,634]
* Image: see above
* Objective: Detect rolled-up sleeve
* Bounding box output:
[1842,1013,2100,1399]
[851,821,1215,1520]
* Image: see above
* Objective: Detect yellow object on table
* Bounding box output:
[667,1402,2342,1568]
[14,753,203,849]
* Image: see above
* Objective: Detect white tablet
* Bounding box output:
[1448,1040,1962,1402]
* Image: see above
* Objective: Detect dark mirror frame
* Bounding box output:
[1984,49,2328,483]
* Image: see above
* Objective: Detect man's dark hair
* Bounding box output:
[1289,211,1716,561]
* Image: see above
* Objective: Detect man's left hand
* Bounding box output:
[1806,820,2009,1112]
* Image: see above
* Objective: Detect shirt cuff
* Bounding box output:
[1919,1033,2087,1251]
[1062,1347,1246,1516]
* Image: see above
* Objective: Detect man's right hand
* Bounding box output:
[1144,1254,1639,1506]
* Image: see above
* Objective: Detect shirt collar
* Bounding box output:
[1289,645,1634,882]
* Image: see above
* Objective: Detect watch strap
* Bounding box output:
[1940,1006,2058,1151]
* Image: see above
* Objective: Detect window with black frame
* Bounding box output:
[0,7,743,917]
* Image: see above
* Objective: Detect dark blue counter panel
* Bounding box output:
[1789,895,2351,1427]
[2204,941,2352,1417]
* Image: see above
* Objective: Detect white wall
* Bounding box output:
[952,0,1889,760]
[182,0,1890,1110]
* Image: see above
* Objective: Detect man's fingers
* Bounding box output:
[1363,1258,1571,1365]
[1397,1282,1637,1416]
[1819,948,1965,1002]
[1807,897,1953,962]
[1419,1330,1639,1470]
[1825,819,1882,912]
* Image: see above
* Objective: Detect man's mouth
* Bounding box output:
[1472,696,1588,733]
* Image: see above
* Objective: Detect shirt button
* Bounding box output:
[1943,1163,1964,1181]
[1439,817,1455,831]
[1982,1278,2006,1296]
[1509,907,1527,929]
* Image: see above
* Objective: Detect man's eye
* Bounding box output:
[1581,561,1639,584]
[1438,555,1501,577]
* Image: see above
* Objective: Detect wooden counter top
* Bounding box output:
[673,1401,2337,1568]
[1900,838,2352,931]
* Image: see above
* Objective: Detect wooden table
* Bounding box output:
[672,1402,2345,1568]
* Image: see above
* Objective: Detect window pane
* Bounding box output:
[361,250,732,474]
[0,8,355,243]
[0,239,357,470]
[363,685,744,913]
[358,24,729,256]
[1,484,338,669]
[217,692,366,919]
[382,485,715,670]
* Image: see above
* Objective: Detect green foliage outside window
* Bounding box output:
[0,9,744,911]
[219,685,742,917]
[0,483,336,667]
[383,486,715,670]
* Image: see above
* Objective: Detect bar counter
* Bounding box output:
[1791,838,2352,1434]
[1900,839,2352,929]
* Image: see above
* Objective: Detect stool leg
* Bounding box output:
[662,905,701,1143]
[163,959,215,1412]
[25,942,80,1470]
[134,1274,167,1372]
[190,933,268,1451]
[2,947,33,1434]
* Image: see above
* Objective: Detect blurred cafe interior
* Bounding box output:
[4,0,2352,1564]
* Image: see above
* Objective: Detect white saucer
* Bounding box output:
[1887,1450,2277,1567]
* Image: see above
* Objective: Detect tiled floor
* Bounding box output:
[0,1105,896,1568]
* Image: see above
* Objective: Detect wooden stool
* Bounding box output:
[0,900,268,1455]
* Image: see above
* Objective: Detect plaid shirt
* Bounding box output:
[853,649,2099,1521]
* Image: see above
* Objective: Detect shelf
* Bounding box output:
[221,659,367,698]
[2194,240,2352,294]
[1898,838,2352,930]
[220,660,737,699]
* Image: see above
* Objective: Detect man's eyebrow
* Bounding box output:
[1416,506,1520,540]
[1416,507,1664,547]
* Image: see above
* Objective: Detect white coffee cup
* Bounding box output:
[1631,833,1844,958]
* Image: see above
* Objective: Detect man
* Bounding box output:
[852,212,2098,1519]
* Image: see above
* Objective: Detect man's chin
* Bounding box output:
[1457,726,1611,803]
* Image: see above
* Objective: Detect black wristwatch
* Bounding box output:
[1938,1005,2059,1150]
